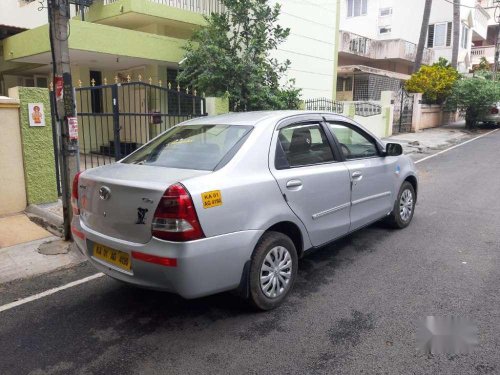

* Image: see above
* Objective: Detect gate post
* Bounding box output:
[411,93,423,132]
[111,84,121,160]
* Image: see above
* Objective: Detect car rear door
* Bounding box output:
[269,116,352,247]
[324,119,396,231]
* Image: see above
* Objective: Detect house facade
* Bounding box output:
[0,0,340,100]
[337,0,492,100]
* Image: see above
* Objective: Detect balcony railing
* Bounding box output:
[471,45,495,64]
[103,0,226,15]
[339,30,434,65]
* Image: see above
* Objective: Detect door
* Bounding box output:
[270,121,352,247]
[326,121,396,231]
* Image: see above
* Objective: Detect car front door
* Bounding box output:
[270,118,352,247]
[326,120,396,231]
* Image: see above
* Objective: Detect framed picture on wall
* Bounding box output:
[28,103,45,127]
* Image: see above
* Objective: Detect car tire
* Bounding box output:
[386,181,416,229]
[247,231,298,311]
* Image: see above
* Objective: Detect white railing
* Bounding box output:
[103,0,225,15]
[339,30,434,65]
[471,45,495,63]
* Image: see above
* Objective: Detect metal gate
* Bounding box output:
[393,87,414,134]
[75,81,207,169]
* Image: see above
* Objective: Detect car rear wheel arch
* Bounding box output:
[265,221,304,258]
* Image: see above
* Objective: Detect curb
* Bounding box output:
[25,204,64,237]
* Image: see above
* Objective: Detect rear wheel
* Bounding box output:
[386,181,416,229]
[248,231,298,310]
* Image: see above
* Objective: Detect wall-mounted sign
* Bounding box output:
[54,75,63,101]
[28,103,46,127]
[68,117,79,140]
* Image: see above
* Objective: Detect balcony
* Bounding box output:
[339,31,434,66]
[471,45,495,65]
[477,0,499,25]
[473,5,490,40]
[103,0,225,16]
[85,0,225,38]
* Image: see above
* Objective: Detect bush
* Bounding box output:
[446,78,500,129]
[405,62,460,104]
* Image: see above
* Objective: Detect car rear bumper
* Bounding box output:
[483,114,500,123]
[72,217,263,298]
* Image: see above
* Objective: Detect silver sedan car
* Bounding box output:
[72,111,417,310]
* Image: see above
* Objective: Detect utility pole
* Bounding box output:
[494,2,500,80]
[48,0,80,240]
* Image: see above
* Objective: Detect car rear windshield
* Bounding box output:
[122,124,253,171]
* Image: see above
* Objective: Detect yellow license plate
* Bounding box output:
[93,243,131,271]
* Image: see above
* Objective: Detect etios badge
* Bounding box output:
[99,186,111,201]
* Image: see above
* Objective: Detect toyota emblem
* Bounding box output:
[99,186,111,200]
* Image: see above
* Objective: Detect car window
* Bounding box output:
[276,123,334,168]
[327,122,379,160]
[122,125,252,171]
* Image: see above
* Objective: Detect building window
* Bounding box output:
[379,7,392,16]
[379,26,391,35]
[427,22,452,48]
[345,77,353,91]
[461,24,469,49]
[337,78,345,92]
[347,0,367,17]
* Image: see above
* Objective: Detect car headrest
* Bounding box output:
[289,128,312,154]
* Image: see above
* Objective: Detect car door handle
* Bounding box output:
[351,171,363,180]
[286,179,303,189]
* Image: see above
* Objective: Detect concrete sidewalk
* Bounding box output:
[0,213,85,284]
[384,122,488,161]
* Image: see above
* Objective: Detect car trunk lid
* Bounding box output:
[79,163,210,244]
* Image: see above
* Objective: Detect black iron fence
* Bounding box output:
[75,81,207,169]
[304,98,344,113]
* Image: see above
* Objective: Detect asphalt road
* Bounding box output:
[1,130,499,375]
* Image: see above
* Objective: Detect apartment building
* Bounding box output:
[337,0,491,100]
[0,0,339,100]
[473,0,499,68]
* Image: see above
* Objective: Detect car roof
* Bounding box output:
[180,111,349,127]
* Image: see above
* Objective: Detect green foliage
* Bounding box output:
[446,78,500,129]
[473,56,491,72]
[405,62,460,104]
[177,0,301,111]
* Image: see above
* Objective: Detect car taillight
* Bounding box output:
[491,107,499,114]
[152,183,205,242]
[71,171,83,215]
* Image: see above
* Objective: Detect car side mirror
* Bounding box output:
[385,143,403,156]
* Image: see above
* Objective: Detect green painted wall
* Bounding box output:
[3,20,186,64]
[10,87,58,205]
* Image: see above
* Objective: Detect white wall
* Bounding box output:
[271,0,337,100]
[0,0,48,29]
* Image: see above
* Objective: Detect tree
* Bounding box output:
[446,78,500,129]
[405,62,460,104]
[451,0,460,69]
[177,0,301,112]
[414,0,433,73]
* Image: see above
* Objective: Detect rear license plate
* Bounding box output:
[93,243,131,271]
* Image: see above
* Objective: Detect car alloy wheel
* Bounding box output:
[259,246,292,298]
[399,188,413,222]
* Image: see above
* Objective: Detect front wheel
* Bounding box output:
[386,181,416,229]
[247,231,298,311]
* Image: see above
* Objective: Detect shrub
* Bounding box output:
[446,78,500,129]
[405,63,460,104]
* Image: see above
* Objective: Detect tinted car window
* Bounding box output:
[277,123,334,168]
[122,125,252,171]
[328,123,378,159]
